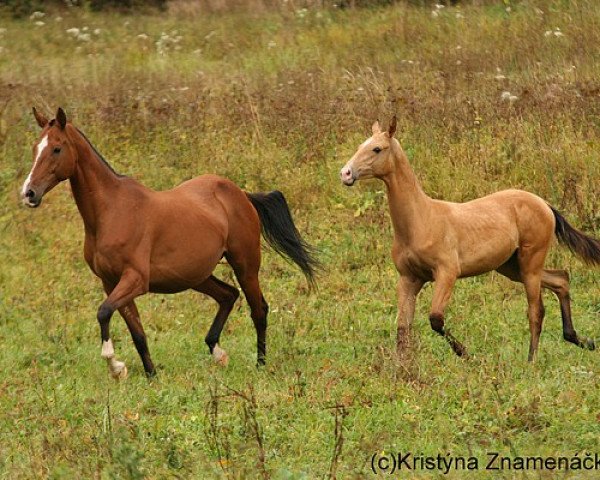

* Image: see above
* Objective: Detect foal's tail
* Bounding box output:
[247,191,321,287]
[550,206,600,266]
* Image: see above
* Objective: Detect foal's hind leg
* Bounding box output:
[194,275,240,366]
[516,247,548,361]
[429,271,468,357]
[497,257,595,353]
[541,270,595,351]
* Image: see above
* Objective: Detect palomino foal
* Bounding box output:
[340,117,599,360]
[23,107,319,378]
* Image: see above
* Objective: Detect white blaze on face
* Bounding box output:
[22,134,48,196]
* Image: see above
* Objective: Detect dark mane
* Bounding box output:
[75,127,125,178]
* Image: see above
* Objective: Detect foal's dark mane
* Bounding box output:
[75,127,125,178]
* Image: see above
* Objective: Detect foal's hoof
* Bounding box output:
[212,345,229,367]
[110,363,128,381]
[583,338,596,351]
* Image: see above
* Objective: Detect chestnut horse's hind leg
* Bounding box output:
[99,269,147,379]
[118,301,156,377]
[429,271,468,357]
[225,252,269,366]
[194,275,240,366]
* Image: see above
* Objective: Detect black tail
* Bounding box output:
[247,191,321,287]
[550,206,600,266]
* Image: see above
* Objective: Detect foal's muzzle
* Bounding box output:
[340,166,356,186]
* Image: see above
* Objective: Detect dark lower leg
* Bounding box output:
[252,296,268,366]
[429,312,468,357]
[119,302,155,377]
[429,273,467,358]
[196,276,240,354]
[542,269,595,351]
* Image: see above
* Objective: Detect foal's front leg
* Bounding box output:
[99,269,147,379]
[396,275,424,355]
[429,271,468,357]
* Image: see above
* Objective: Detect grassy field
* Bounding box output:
[1,1,599,478]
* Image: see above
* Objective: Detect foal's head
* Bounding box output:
[22,107,77,207]
[340,116,398,186]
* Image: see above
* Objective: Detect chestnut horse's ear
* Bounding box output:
[372,120,381,135]
[56,107,67,130]
[388,115,397,138]
[32,107,48,128]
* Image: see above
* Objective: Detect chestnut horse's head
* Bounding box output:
[340,116,397,186]
[22,107,77,208]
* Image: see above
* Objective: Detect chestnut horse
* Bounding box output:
[340,116,599,361]
[23,107,319,378]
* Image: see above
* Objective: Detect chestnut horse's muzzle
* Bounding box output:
[22,188,42,208]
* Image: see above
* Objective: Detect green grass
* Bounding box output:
[1,1,599,478]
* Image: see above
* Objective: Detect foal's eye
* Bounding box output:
[373,147,382,154]
[53,147,61,154]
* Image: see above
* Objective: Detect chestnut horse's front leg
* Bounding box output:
[118,301,156,377]
[429,271,468,357]
[99,269,148,379]
[396,275,424,356]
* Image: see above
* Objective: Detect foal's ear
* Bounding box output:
[372,120,381,135]
[56,107,67,130]
[32,107,48,128]
[388,115,397,138]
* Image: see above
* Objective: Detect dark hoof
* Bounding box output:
[146,370,158,380]
[256,358,266,368]
[445,333,468,358]
[583,338,596,351]
[452,343,469,358]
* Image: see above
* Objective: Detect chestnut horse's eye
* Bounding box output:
[53,147,61,154]
[373,147,382,153]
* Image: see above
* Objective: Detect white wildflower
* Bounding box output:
[34,21,45,27]
[137,33,149,40]
[94,28,101,35]
[455,12,464,19]
[66,27,80,36]
[431,10,439,18]
[435,3,445,9]
[55,16,63,22]
[545,27,564,38]
[267,40,276,48]
[77,33,91,42]
[30,11,45,19]
[495,74,506,81]
[501,91,518,103]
